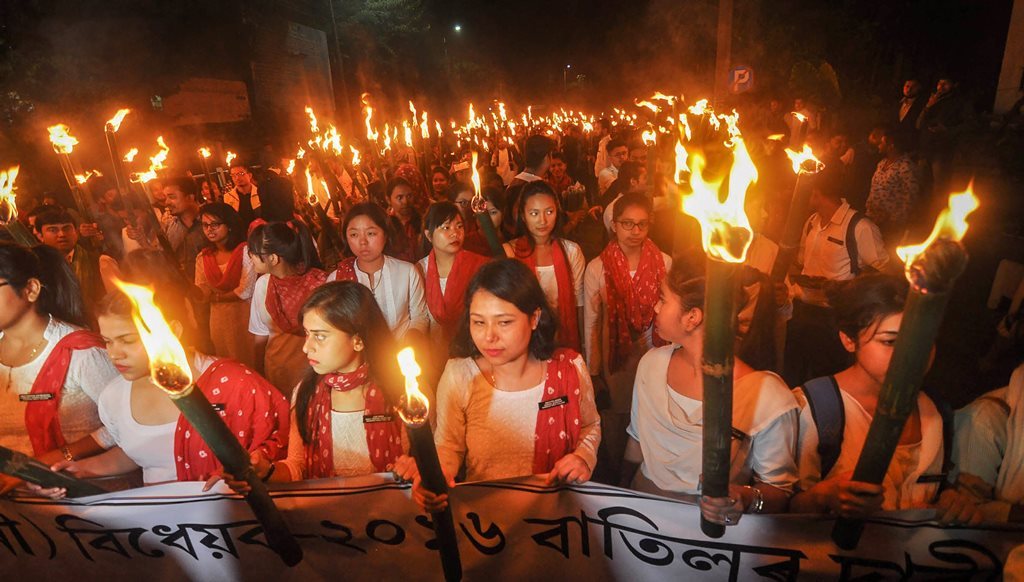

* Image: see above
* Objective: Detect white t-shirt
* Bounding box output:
[96,353,217,484]
[435,355,602,482]
[627,345,800,494]
[248,274,274,337]
[0,317,119,455]
[327,256,429,339]
[794,384,944,510]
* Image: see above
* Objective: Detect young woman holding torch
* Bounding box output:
[620,259,801,526]
[410,259,601,513]
[30,287,289,496]
[218,281,409,488]
[789,273,982,524]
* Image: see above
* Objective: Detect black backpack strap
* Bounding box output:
[800,376,846,479]
[846,211,865,276]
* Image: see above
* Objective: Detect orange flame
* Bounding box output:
[305,106,319,134]
[642,129,657,146]
[420,112,430,140]
[74,170,103,184]
[766,134,785,142]
[123,148,139,162]
[468,103,475,125]
[47,124,79,154]
[0,166,20,221]
[198,147,211,159]
[106,109,131,132]
[396,347,429,424]
[435,120,443,137]
[296,147,306,160]
[784,145,825,174]
[132,136,170,184]
[470,151,483,207]
[403,121,413,148]
[896,184,979,269]
[350,146,361,166]
[113,279,193,395]
[673,137,688,182]
[678,138,757,263]
[498,102,507,122]
[225,151,237,167]
[324,125,342,155]
[285,159,295,175]
[635,100,660,113]
[362,94,379,142]
[791,112,807,123]
[651,92,678,104]
[304,166,319,206]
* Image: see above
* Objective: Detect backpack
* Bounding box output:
[800,376,954,479]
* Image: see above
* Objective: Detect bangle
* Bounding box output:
[743,485,764,514]
[60,445,75,462]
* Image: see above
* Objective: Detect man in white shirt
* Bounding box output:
[592,119,612,178]
[783,168,889,387]
[597,138,628,197]
[223,162,261,227]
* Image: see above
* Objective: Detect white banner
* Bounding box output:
[0,475,1020,580]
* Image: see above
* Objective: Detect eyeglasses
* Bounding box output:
[230,172,248,178]
[201,221,225,230]
[454,199,471,207]
[615,220,650,231]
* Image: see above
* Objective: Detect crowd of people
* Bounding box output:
[1,78,1021,531]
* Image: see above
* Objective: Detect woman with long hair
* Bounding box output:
[195,202,257,367]
[0,242,119,494]
[504,181,585,352]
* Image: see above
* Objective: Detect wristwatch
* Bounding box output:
[743,485,765,513]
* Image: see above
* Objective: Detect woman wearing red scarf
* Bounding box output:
[410,260,601,513]
[221,282,408,489]
[417,202,489,374]
[503,181,585,352]
[385,178,423,263]
[195,203,257,367]
[0,243,119,495]
[32,289,289,496]
[247,222,326,397]
[583,193,670,482]
[448,181,496,256]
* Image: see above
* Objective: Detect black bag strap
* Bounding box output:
[800,376,846,479]
[846,211,865,276]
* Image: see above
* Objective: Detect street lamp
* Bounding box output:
[563,64,572,93]
[454,24,462,32]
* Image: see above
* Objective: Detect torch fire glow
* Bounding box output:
[124,148,139,162]
[831,185,979,550]
[676,129,757,539]
[395,347,462,581]
[106,109,131,132]
[225,151,237,168]
[0,165,35,247]
[770,145,825,282]
[47,123,96,221]
[198,148,218,200]
[470,151,503,257]
[112,279,303,565]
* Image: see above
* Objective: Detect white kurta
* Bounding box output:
[0,317,119,455]
[327,256,429,339]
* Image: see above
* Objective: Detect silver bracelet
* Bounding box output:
[743,485,765,514]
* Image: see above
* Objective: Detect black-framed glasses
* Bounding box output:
[615,219,651,231]
[201,221,225,230]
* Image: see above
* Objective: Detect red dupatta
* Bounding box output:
[424,250,489,338]
[173,358,290,480]
[24,330,105,456]
[512,237,580,351]
[200,243,246,292]
[600,240,667,373]
[532,349,583,474]
[304,364,404,478]
[265,268,327,335]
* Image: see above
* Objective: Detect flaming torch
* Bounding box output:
[396,347,462,582]
[470,151,503,257]
[47,123,95,222]
[831,186,979,550]
[104,108,131,197]
[770,145,825,282]
[198,147,218,201]
[677,136,757,538]
[114,280,303,566]
[0,165,36,247]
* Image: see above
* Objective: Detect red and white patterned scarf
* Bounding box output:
[532,349,583,474]
[265,268,327,335]
[512,237,580,352]
[599,239,667,373]
[304,363,404,479]
[200,243,246,292]
[424,249,489,339]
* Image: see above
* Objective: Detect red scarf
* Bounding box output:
[533,348,584,474]
[265,268,327,335]
[173,358,290,480]
[600,240,667,373]
[512,237,580,351]
[546,173,571,196]
[305,363,404,478]
[425,250,489,339]
[333,257,357,282]
[201,243,246,292]
[24,330,105,456]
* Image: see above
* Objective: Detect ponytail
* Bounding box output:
[247,221,323,271]
[0,241,87,327]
